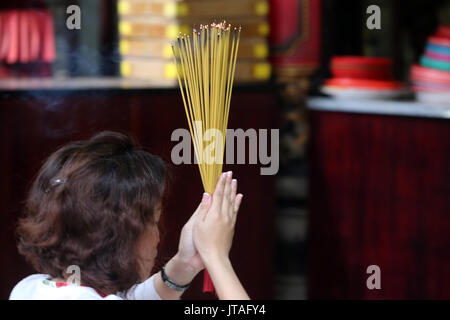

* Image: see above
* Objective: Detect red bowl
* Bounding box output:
[428,36,450,47]
[325,78,403,90]
[410,64,450,83]
[331,56,393,67]
[411,73,450,85]
[331,67,393,80]
[330,56,393,80]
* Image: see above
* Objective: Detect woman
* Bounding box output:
[9,131,249,300]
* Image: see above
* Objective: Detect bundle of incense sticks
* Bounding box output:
[172,21,241,293]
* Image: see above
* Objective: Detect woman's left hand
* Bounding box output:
[155,199,209,298]
[176,194,212,274]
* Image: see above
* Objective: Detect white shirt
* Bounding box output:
[9,273,162,300]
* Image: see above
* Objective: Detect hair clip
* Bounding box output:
[45,178,67,193]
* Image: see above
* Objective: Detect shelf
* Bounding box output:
[307,97,450,120]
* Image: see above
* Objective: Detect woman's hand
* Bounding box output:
[175,198,211,274]
[192,171,249,300]
[157,171,245,300]
[159,193,213,298]
[193,171,243,264]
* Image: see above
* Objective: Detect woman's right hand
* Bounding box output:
[193,171,249,300]
[193,171,243,264]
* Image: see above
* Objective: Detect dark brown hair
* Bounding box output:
[16,131,170,295]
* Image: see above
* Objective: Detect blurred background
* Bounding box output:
[0,0,449,299]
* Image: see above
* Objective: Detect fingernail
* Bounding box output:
[232,179,237,186]
[227,171,233,178]
[202,192,210,200]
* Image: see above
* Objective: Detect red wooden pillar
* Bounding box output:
[270,0,321,81]
[308,109,450,299]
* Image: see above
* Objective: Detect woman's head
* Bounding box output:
[17,131,170,294]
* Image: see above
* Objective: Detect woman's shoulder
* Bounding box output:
[11,273,49,290]
[9,274,49,300]
[9,274,118,300]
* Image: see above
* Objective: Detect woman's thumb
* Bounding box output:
[198,192,211,218]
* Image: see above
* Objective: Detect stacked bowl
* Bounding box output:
[411,26,450,106]
[322,56,405,100]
